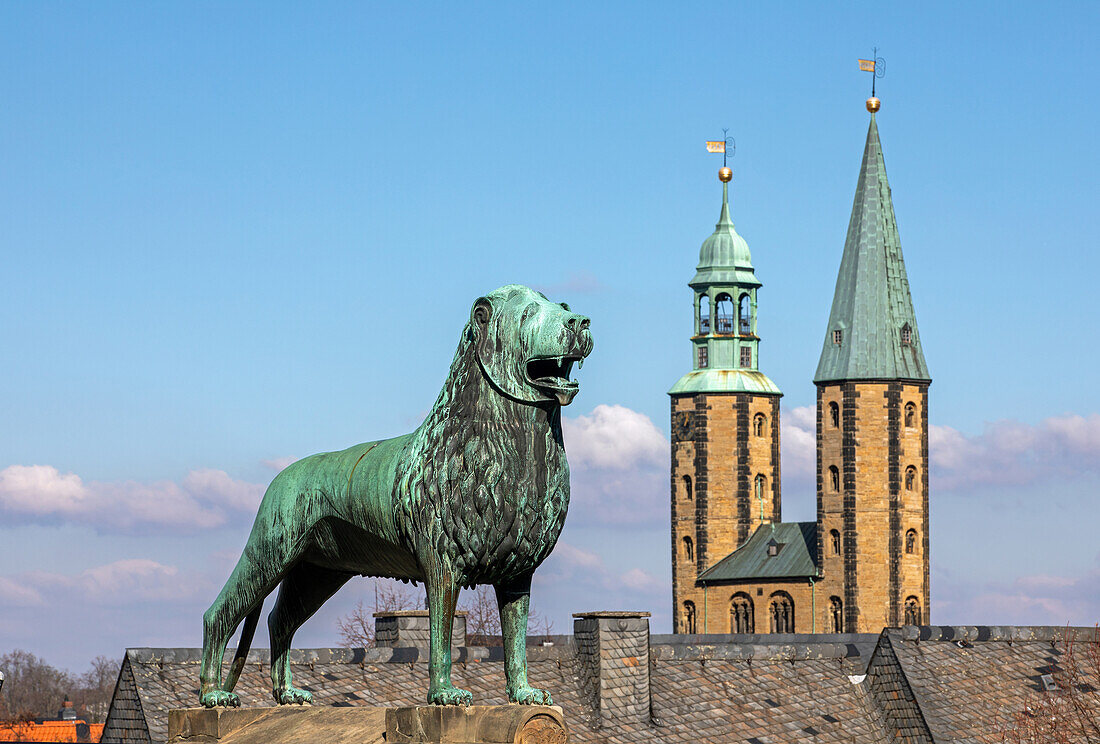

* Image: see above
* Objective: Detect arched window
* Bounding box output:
[831,529,841,556]
[905,402,916,428]
[682,474,692,501]
[714,293,734,334]
[730,593,754,634]
[829,401,840,429]
[769,592,795,633]
[900,323,912,346]
[753,413,767,437]
[829,465,840,493]
[829,596,843,633]
[698,294,710,334]
[738,294,752,334]
[905,466,917,491]
[754,474,767,503]
[904,596,922,625]
[682,535,694,563]
[905,529,917,554]
[683,601,697,634]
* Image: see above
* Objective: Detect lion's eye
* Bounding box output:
[560,303,571,312]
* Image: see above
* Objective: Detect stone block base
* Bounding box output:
[168,705,566,744]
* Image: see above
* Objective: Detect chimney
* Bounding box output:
[572,611,652,726]
[373,611,467,652]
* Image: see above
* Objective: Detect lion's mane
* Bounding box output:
[392,297,570,586]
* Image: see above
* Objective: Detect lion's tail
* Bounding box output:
[223,606,261,692]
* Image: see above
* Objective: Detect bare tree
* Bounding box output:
[337,581,418,647]
[1001,627,1100,744]
[336,580,552,648]
[73,655,119,723]
[0,649,73,720]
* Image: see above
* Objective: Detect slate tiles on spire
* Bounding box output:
[815,115,930,383]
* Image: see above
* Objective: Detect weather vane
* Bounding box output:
[858,47,886,112]
[705,128,736,182]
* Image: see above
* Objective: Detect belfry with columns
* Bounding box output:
[669,94,931,634]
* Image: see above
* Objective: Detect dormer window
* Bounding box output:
[901,324,912,346]
[833,329,843,346]
[767,541,780,557]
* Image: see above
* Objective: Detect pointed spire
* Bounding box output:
[814,110,930,383]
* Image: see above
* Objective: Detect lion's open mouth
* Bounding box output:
[526,356,582,388]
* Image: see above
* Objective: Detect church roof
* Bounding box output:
[697,521,819,583]
[814,113,930,383]
[689,181,760,289]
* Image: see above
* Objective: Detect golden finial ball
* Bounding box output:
[866,96,881,113]
[718,167,733,183]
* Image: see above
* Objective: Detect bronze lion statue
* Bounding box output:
[200,284,593,708]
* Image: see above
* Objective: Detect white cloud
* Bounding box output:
[0,559,208,608]
[780,405,817,493]
[563,404,667,470]
[262,456,298,472]
[931,413,1100,491]
[0,464,264,533]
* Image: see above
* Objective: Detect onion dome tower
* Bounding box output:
[669,165,783,634]
[814,95,932,632]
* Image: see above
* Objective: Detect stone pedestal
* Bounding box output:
[387,705,566,743]
[168,705,566,744]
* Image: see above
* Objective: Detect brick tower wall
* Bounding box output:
[816,381,930,633]
[671,391,782,634]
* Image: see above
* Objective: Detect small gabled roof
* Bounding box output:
[815,113,930,384]
[697,521,819,583]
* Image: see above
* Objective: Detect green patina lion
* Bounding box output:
[199,284,593,708]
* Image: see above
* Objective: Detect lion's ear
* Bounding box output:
[467,297,493,345]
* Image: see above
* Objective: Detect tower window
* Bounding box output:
[683,601,697,634]
[683,535,694,563]
[905,466,917,491]
[731,593,754,634]
[740,346,752,368]
[833,329,843,346]
[829,401,840,429]
[698,294,710,334]
[755,474,767,505]
[769,592,795,633]
[901,324,912,346]
[682,474,692,501]
[830,596,843,633]
[904,402,916,428]
[905,529,918,554]
[830,529,841,556]
[753,413,767,437]
[829,465,840,493]
[904,596,922,625]
[739,294,752,334]
[697,346,708,368]
[714,293,734,334]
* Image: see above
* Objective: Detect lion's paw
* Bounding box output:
[508,685,553,706]
[200,690,240,708]
[427,684,473,706]
[275,686,313,705]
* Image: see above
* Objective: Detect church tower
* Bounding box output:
[669,165,783,634]
[814,96,931,632]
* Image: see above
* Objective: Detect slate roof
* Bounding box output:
[101,637,885,744]
[697,522,819,583]
[101,626,1100,744]
[866,625,1100,742]
[815,113,930,384]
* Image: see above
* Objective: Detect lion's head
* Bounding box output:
[467,284,593,406]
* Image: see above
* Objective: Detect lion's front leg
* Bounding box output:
[496,574,552,706]
[425,564,471,706]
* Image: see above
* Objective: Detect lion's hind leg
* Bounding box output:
[267,562,353,705]
[200,551,285,708]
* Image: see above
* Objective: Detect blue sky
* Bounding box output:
[2,2,1100,673]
